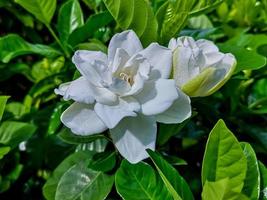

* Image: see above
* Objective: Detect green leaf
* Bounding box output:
[89,151,116,172]
[104,0,158,46]
[240,142,260,200]
[0,121,37,147]
[15,0,56,25]
[0,63,32,82]
[0,34,62,63]
[0,96,9,122]
[58,0,84,44]
[201,119,247,193]
[202,178,250,200]
[218,43,267,73]
[156,0,193,44]
[0,146,10,160]
[259,162,267,200]
[55,163,114,200]
[189,0,224,17]
[68,11,113,47]
[43,151,94,200]
[115,160,172,200]
[58,127,107,144]
[147,150,194,200]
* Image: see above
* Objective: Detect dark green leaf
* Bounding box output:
[58,0,84,44]
[240,142,260,200]
[90,151,116,172]
[115,160,172,200]
[68,12,113,47]
[0,34,62,63]
[58,127,107,144]
[147,150,194,200]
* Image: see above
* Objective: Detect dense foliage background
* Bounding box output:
[0,0,266,199]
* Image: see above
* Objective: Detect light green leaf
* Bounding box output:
[104,0,158,46]
[43,151,94,200]
[0,146,11,160]
[115,160,172,200]
[55,163,114,200]
[156,0,192,44]
[189,0,224,16]
[240,142,260,200]
[58,0,84,44]
[68,11,113,47]
[0,34,62,63]
[201,119,247,193]
[147,150,194,200]
[202,178,250,200]
[0,121,37,147]
[259,162,267,200]
[15,0,56,25]
[0,96,9,122]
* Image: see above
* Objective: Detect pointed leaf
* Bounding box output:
[201,120,247,193]
[0,96,9,122]
[240,142,260,200]
[15,0,56,24]
[0,34,62,63]
[147,150,194,200]
[115,160,172,200]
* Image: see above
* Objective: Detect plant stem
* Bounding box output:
[46,24,70,58]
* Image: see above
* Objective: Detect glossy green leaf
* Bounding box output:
[0,34,62,63]
[202,178,250,200]
[43,151,94,200]
[15,0,56,24]
[0,96,9,122]
[201,120,247,193]
[156,0,192,44]
[58,127,107,144]
[55,163,114,200]
[58,0,84,44]
[0,146,10,160]
[147,150,194,200]
[240,142,260,200]
[189,0,224,16]
[259,162,267,200]
[0,121,37,147]
[68,11,113,47]
[89,151,116,172]
[218,43,267,73]
[104,0,158,46]
[115,160,172,200]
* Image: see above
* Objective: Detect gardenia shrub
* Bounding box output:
[0,0,266,200]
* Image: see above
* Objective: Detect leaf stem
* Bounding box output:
[46,24,70,58]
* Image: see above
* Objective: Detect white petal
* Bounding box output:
[108,30,143,62]
[196,39,219,54]
[110,115,156,164]
[140,43,172,79]
[168,38,178,51]
[136,79,178,115]
[110,48,130,73]
[108,77,131,95]
[156,89,191,124]
[72,50,111,86]
[94,97,140,129]
[61,102,107,135]
[89,84,118,105]
[55,77,95,104]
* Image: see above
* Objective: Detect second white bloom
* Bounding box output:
[55,30,191,163]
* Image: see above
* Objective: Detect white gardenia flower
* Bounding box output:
[169,36,237,97]
[55,30,191,163]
